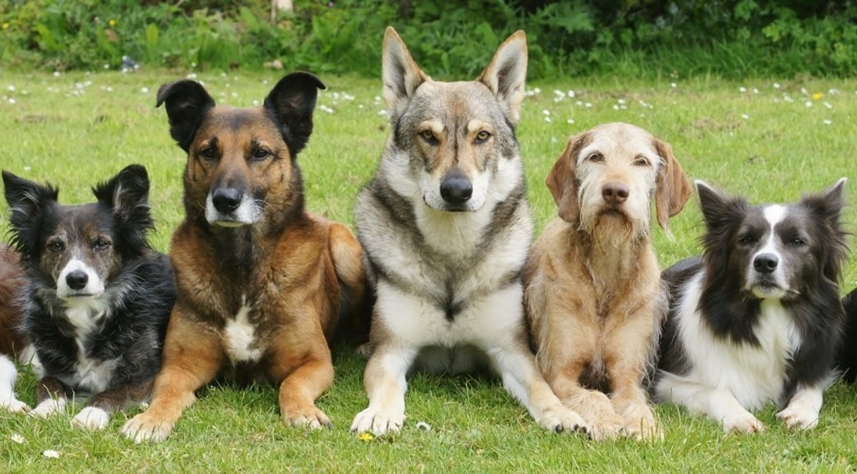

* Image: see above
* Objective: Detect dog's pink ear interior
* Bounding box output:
[382,27,429,124]
[546,135,586,223]
[654,139,693,234]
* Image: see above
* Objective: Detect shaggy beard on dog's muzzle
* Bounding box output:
[579,206,649,247]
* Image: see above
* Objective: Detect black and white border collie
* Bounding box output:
[654,179,848,433]
[2,164,176,430]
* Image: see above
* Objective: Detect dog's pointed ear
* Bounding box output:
[156,80,216,152]
[92,165,154,230]
[264,72,326,157]
[546,133,588,223]
[478,30,527,124]
[696,180,747,232]
[803,177,847,225]
[382,26,429,124]
[653,139,693,239]
[2,170,59,257]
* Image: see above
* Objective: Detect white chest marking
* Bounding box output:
[224,300,262,363]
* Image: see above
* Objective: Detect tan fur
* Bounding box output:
[123,84,369,442]
[525,122,691,440]
[0,244,26,356]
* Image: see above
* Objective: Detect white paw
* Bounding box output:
[30,398,66,419]
[350,405,405,435]
[721,409,765,433]
[538,405,591,435]
[121,413,173,443]
[776,404,819,430]
[72,407,111,431]
[0,391,30,414]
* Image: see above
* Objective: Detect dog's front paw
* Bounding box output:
[721,409,765,434]
[29,398,66,419]
[121,413,174,443]
[776,404,819,430]
[0,394,30,414]
[538,405,591,436]
[72,407,110,431]
[350,406,404,435]
[620,405,661,441]
[283,407,332,429]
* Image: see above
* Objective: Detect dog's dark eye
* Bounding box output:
[46,240,64,253]
[790,237,806,246]
[200,147,217,160]
[587,152,603,163]
[738,235,756,245]
[93,239,112,252]
[251,148,270,161]
[419,130,437,143]
[475,130,491,144]
[633,156,650,167]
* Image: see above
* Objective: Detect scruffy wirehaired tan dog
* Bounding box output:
[524,122,692,440]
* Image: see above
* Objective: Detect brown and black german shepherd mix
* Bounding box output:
[122,72,369,442]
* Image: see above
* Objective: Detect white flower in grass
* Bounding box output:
[141,87,150,94]
[828,88,838,95]
[670,82,677,89]
[8,98,15,104]
[741,114,749,120]
[617,99,626,105]
[752,88,759,94]
[231,92,238,98]
[804,101,812,108]
[783,95,794,103]
[319,105,334,114]
[187,73,198,79]
[823,102,832,109]
[800,87,808,95]
[739,87,747,93]
[374,96,381,102]
[23,166,31,171]
[544,116,551,122]
[377,110,387,116]
[7,85,15,92]
[773,83,781,89]
[43,450,60,459]
[585,102,592,108]
[567,118,575,124]
[10,433,25,444]
[612,105,619,110]
[542,109,550,116]
[823,119,832,125]
[568,90,575,98]
[103,64,110,69]
[53,71,60,77]
[252,100,259,106]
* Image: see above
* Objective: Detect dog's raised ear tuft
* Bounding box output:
[156,80,216,152]
[653,139,693,239]
[2,170,59,257]
[546,133,588,223]
[93,164,154,249]
[382,26,429,124]
[803,177,847,224]
[264,72,326,157]
[478,30,528,124]
[695,180,748,233]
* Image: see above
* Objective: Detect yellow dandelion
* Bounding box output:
[358,432,375,442]
[812,92,823,100]
[2,23,9,30]
[108,19,116,27]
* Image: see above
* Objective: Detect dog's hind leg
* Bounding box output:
[329,222,371,344]
[72,378,155,431]
[0,354,28,413]
[30,375,69,418]
[653,372,764,433]
[122,314,223,442]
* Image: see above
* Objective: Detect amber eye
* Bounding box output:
[420,130,435,141]
[475,130,491,143]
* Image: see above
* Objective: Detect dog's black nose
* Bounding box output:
[602,182,629,204]
[212,188,243,213]
[66,270,89,290]
[753,253,779,274]
[440,172,473,205]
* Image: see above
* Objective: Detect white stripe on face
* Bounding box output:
[56,258,105,299]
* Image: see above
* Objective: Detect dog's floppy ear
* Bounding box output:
[93,164,154,251]
[2,170,59,257]
[478,30,527,124]
[156,80,216,152]
[653,139,693,238]
[382,26,429,124]
[264,72,326,157]
[546,133,588,223]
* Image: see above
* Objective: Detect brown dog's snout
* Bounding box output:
[602,182,629,205]
[212,187,243,213]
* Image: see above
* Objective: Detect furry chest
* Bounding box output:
[221,301,264,364]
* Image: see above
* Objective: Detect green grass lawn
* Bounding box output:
[1,70,857,472]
